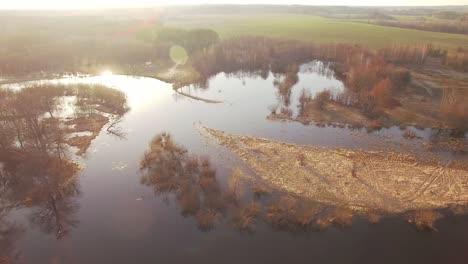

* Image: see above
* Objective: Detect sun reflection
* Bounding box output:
[101,70,113,77]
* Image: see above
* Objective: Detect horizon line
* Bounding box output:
[1,3,468,11]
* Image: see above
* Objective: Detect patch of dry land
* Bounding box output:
[202,127,468,214]
[269,58,467,130]
[65,113,110,155]
[405,57,468,91]
[269,101,378,128]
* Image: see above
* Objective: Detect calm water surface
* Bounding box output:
[2,62,468,264]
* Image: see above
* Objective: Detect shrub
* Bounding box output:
[440,88,468,129]
[379,44,433,64]
[388,68,411,91]
[370,78,396,109]
[314,90,332,110]
[406,210,441,231]
[298,89,311,117]
[268,104,280,115]
[445,50,468,72]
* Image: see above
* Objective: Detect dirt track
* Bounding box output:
[202,127,468,213]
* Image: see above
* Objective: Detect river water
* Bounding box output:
[1,61,467,264]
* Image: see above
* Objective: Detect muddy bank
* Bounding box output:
[202,127,468,214]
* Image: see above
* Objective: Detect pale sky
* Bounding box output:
[1,0,467,9]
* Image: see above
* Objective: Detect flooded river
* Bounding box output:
[1,61,467,264]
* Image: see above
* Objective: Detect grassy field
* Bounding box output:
[166,14,468,50]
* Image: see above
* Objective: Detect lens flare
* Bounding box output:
[169,45,188,65]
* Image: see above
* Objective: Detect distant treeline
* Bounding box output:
[434,11,468,20]
[166,5,468,18]
[390,9,468,17]
[191,36,467,83]
[166,5,389,16]
[373,19,468,35]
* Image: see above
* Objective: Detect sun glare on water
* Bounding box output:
[101,70,113,76]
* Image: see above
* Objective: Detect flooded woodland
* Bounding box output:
[1,6,468,264]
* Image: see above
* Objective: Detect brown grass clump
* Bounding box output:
[0,256,16,264]
[368,120,383,130]
[288,99,378,128]
[265,197,298,227]
[406,210,441,231]
[402,128,418,140]
[379,44,434,64]
[370,78,399,109]
[329,208,354,227]
[264,196,328,231]
[227,168,245,203]
[196,208,220,232]
[232,202,261,233]
[312,208,354,229]
[422,137,467,154]
[253,183,270,198]
[140,132,228,231]
[297,153,307,166]
[367,213,383,224]
[66,135,96,156]
[279,107,293,118]
[178,187,201,216]
[450,205,468,216]
[315,217,333,230]
[65,113,109,134]
[445,50,468,72]
[296,205,323,227]
[314,90,332,110]
[64,113,111,155]
[440,88,468,130]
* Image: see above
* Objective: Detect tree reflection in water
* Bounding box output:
[140,132,364,234]
[0,214,22,264]
[0,83,129,260]
[140,133,225,231]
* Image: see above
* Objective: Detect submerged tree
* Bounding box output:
[139,133,363,234]
[275,64,300,107]
[0,83,130,241]
[140,133,225,231]
[0,214,23,264]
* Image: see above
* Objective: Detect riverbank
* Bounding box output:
[202,127,468,214]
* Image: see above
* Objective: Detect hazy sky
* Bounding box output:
[1,0,467,9]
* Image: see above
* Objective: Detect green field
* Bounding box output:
[166,14,468,50]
